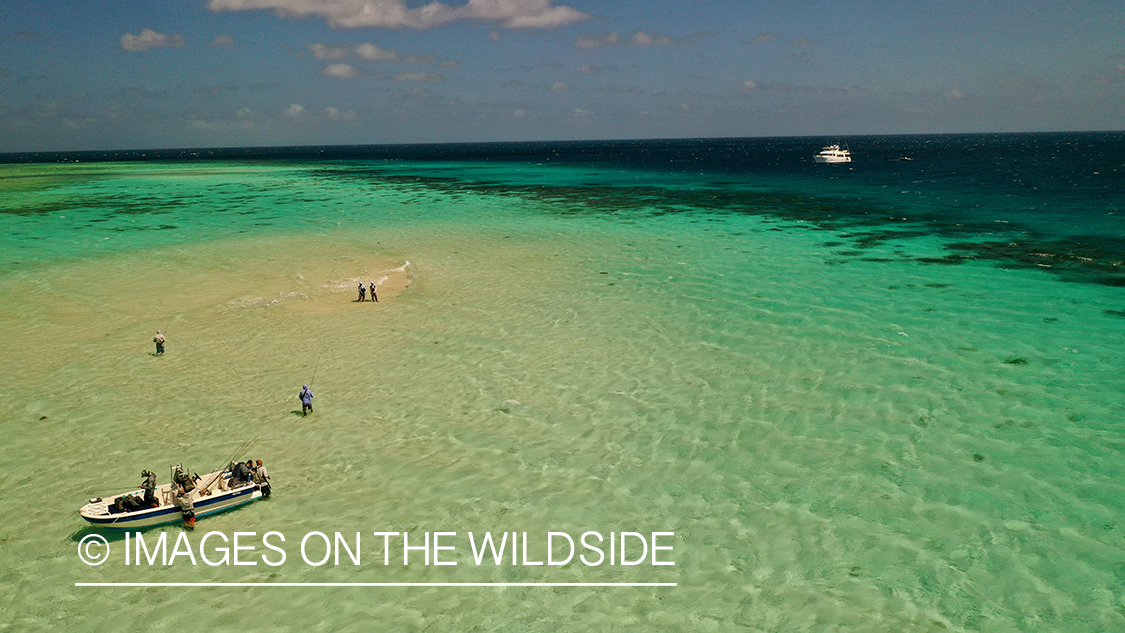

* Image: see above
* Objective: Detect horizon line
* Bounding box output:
[5,129,1124,160]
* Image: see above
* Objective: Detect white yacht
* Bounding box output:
[814,144,852,163]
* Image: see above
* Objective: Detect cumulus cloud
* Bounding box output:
[284,103,305,117]
[630,32,673,46]
[576,30,688,49]
[356,43,399,60]
[312,42,438,63]
[120,28,185,52]
[323,63,359,78]
[576,32,620,49]
[310,43,352,60]
[325,106,356,119]
[207,0,588,29]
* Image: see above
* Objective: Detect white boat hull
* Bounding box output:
[814,144,852,163]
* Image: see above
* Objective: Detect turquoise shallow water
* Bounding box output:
[1,137,1124,631]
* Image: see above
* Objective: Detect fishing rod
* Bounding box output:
[197,437,258,495]
[308,354,321,389]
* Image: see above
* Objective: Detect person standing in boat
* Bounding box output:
[153,330,165,355]
[299,384,314,416]
[141,469,158,507]
[255,459,271,497]
[173,466,195,493]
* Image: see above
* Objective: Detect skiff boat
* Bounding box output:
[79,467,262,529]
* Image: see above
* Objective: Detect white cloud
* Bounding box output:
[502,3,587,28]
[325,106,356,120]
[630,32,673,46]
[550,81,569,91]
[323,63,359,78]
[572,108,589,116]
[284,103,305,117]
[944,88,967,99]
[743,79,758,89]
[356,43,399,61]
[577,31,680,49]
[310,44,351,60]
[120,28,185,52]
[576,32,619,49]
[207,0,588,29]
[512,109,526,118]
[310,42,402,62]
[210,35,237,48]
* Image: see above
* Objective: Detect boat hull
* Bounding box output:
[814,144,852,163]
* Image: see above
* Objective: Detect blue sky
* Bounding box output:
[1,0,1123,151]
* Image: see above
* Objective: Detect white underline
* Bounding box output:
[76,582,675,587]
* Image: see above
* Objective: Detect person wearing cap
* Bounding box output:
[141,469,158,507]
[173,466,195,493]
[255,459,271,497]
[357,282,366,302]
[299,384,314,416]
[153,330,165,355]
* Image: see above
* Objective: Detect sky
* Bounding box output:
[1,0,1123,152]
